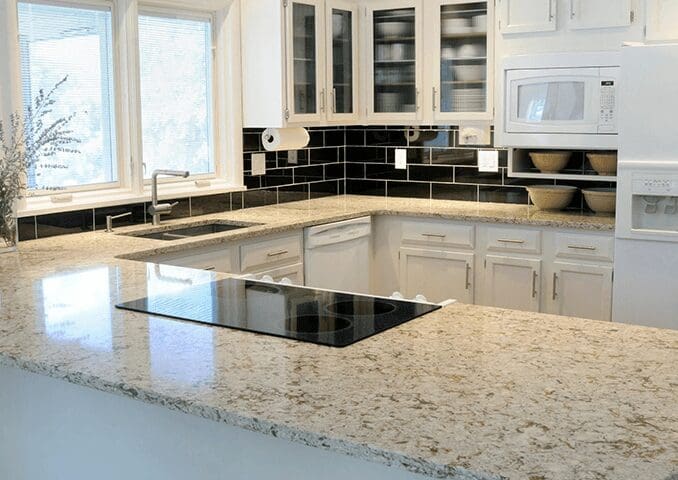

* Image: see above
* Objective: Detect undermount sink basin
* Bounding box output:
[125,222,260,241]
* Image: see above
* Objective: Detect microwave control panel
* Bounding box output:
[598,80,616,133]
[632,173,678,196]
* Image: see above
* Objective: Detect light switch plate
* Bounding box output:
[252,153,266,176]
[288,150,298,165]
[395,149,407,170]
[478,150,499,173]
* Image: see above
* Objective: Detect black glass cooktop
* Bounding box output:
[116,278,440,347]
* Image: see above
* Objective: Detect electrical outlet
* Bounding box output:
[395,149,407,170]
[288,150,298,165]
[252,153,266,176]
[478,150,499,173]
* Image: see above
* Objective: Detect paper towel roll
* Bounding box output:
[261,127,310,151]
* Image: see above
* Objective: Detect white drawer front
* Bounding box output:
[401,219,474,249]
[555,233,614,262]
[240,233,302,272]
[147,245,232,272]
[486,227,541,254]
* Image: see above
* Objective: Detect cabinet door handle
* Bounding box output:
[267,250,289,257]
[549,0,555,20]
[331,87,337,114]
[552,273,558,300]
[432,87,437,112]
[532,271,538,298]
[416,89,420,111]
[569,0,575,19]
[567,244,597,251]
[422,233,446,238]
[465,263,471,290]
[497,238,525,244]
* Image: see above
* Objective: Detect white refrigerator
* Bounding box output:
[613,43,678,330]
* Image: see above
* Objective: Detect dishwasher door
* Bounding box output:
[304,217,371,294]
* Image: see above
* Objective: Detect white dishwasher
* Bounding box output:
[304,216,371,294]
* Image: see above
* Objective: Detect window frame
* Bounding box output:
[0,0,245,217]
[16,0,124,195]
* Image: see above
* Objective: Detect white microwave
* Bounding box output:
[497,52,620,149]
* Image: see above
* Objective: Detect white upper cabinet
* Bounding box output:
[287,0,325,123]
[241,0,359,128]
[498,0,556,34]
[646,0,678,41]
[568,0,632,30]
[430,0,494,121]
[326,1,360,122]
[365,0,424,123]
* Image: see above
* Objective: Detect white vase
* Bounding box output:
[1,200,18,254]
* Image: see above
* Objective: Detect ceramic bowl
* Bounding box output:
[453,64,486,82]
[377,21,409,38]
[583,188,616,215]
[442,17,471,35]
[587,152,618,176]
[527,185,577,211]
[529,151,572,174]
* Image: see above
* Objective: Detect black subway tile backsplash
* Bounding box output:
[23,125,594,242]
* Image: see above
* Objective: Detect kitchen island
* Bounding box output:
[1,196,676,480]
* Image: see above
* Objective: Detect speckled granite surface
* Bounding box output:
[1,196,676,480]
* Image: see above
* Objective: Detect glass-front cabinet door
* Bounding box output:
[286,0,325,123]
[367,1,423,122]
[326,1,358,122]
[433,0,493,121]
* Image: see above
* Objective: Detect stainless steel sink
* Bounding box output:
[125,222,260,241]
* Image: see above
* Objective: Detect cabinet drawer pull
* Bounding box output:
[552,273,558,300]
[532,271,538,298]
[267,250,289,257]
[422,233,446,239]
[498,238,525,245]
[465,263,471,290]
[567,244,597,251]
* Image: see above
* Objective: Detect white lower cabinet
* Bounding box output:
[547,262,613,321]
[483,255,541,312]
[399,247,473,304]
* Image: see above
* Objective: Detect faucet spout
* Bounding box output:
[148,169,190,226]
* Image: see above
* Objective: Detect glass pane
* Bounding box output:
[331,9,353,114]
[373,8,416,113]
[138,14,214,178]
[439,2,487,113]
[18,2,117,190]
[293,3,317,114]
[517,82,586,122]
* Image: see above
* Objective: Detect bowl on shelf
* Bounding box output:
[472,14,487,32]
[332,13,344,38]
[457,43,486,58]
[526,185,578,211]
[442,17,471,35]
[529,151,572,174]
[586,152,618,176]
[376,21,410,38]
[583,188,616,215]
[452,64,486,82]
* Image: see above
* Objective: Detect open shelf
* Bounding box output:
[508,149,618,183]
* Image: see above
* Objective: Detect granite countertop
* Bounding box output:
[2,196,676,480]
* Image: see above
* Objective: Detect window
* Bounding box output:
[18,1,117,191]
[138,13,215,179]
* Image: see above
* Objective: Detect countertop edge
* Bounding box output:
[0,354,503,480]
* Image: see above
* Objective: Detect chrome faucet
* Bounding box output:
[148,169,190,226]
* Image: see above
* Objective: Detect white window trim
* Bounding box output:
[0,0,244,217]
